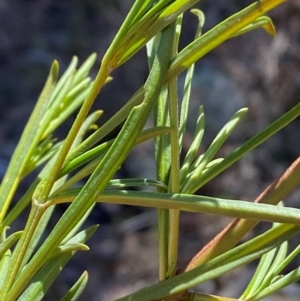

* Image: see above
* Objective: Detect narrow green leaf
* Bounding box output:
[59,271,88,301]
[73,53,97,86]
[165,14,183,277]
[233,16,276,38]
[245,266,300,301]
[241,247,277,298]
[0,231,22,260]
[269,244,300,280]
[179,106,205,185]
[49,244,89,259]
[0,250,12,289]
[50,56,78,104]
[179,9,205,149]
[51,189,300,226]
[43,82,93,139]
[0,61,59,223]
[259,241,288,290]
[41,71,75,135]
[106,178,168,190]
[182,108,248,193]
[188,102,300,191]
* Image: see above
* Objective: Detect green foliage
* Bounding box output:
[1,0,299,300]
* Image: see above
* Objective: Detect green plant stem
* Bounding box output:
[150,43,170,280]
[158,208,169,281]
[0,205,45,299]
[166,15,182,278]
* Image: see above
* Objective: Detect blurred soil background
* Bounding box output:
[0,0,300,300]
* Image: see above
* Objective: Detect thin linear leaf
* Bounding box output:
[256,241,288,293]
[0,231,22,259]
[0,61,59,223]
[40,71,75,136]
[107,178,168,190]
[0,250,12,289]
[245,266,300,301]
[179,106,205,185]
[166,14,183,278]
[241,245,278,298]
[189,102,300,192]
[179,9,205,148]
[182,108,248,193]
[73,53,97,86]
[232,16,276,37]
[50,56,78,104]
[269,245,300,280]
[59,271,88,301]
[50,189,300,226]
